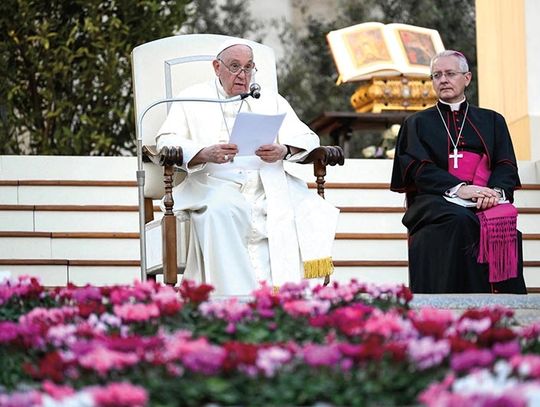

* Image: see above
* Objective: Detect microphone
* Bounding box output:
[250,83,261,99]
[241,83,261,99]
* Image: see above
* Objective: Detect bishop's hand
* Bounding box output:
[457,185,501,209]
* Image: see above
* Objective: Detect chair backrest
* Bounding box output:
[131,34,278,199]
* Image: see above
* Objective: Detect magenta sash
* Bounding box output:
[449,152,518,283]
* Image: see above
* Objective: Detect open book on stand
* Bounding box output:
[327,22,445,84]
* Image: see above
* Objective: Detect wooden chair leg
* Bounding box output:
[162,164,177,286]
[162,213,177,285]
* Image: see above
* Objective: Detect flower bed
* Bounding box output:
[1,276,540,406]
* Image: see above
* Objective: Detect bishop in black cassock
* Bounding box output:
[390,50,526,294]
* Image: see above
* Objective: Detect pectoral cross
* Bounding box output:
[449,148,463,169]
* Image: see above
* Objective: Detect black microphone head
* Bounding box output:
[250,83,261,99]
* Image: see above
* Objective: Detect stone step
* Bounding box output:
[3,204,540,234]
[410,294,540,325]
[0,205,162,233]
[336,208,540,234]
[0,181,138,206]
[333,234,540,261]
[332,263,540,291]
[3,179,540,208]
[3,231,540,262]
[0,259,141,287]
[0,232,140,260]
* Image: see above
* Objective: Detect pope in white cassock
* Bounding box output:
[155,39,339,296]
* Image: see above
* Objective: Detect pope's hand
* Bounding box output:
[256,144,287,163]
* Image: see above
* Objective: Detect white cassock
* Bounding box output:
[156,79,339,296]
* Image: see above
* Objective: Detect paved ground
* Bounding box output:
[410,294,540,325]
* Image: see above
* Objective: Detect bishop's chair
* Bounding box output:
[131,34,344,286]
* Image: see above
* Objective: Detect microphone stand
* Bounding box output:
[136,89,258,281]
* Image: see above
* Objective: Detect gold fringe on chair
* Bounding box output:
[303,257,334,279]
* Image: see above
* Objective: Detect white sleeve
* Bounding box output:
[445,182,466,197]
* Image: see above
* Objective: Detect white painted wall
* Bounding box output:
[525,0,540,162]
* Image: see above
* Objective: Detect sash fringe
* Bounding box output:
[303,257,334,279]
[477,207,518,283]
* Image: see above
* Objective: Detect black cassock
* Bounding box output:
[391,101,527,294]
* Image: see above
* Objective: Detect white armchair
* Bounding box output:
[131,34,344,285]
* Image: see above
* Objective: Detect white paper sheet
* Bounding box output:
[229,112,286,156]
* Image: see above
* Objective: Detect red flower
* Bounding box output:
[179,280,214,303]
[222,341,259,371]
[412,320,447,339]
[384,342,407,362]
[448,336,477,353]
[78,301,106,318]
[329,304,372,337]
[25,351,66,382]
[478,327,516,347]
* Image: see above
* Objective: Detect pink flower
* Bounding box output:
[456,316,492,335]
[113,302,160,322]
[71,285,103,304]
[165,336,226,375]
[417,373,455,406]
[251,282,279,318]
[152,286,182,316]
[42,380,75,399]
[0,275,43,305]
[282,299,330,317]
[492,340,520,359]
[20,306,78,328]
[313,280,363,303]
[277,280,309,301]
[46,324,78,347]
[0,390,43,407]
[450,349,494,372]
[199,298,252,323]
[78,346,140,375]
[180,340,226,375]
[0,321,18,343]
[363,310,407,339]
[303,343,341,367]
[256,346,292,377]
[510,354,540,378]
[408,337,451,370]
[329,304,372,336]
[92,382,148,407]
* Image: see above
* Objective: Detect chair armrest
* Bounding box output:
[143,145,184,167]
[297,146,344,199]
[298,145,345,167]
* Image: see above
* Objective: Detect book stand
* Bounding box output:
[350,76,437,113]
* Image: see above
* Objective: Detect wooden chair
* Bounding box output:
[131,34,344,285]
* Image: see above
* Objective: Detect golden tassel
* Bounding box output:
[303,257,334,279]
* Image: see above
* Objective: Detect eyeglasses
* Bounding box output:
[430,71,468,80]
[218,58,257,75]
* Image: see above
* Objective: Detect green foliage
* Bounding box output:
[0,0,261,155]
[278,0,477,122]
[183,0,263,40]
[0,0,188,155]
